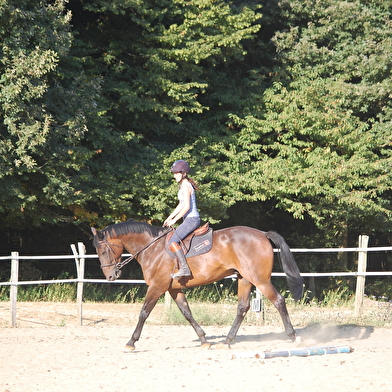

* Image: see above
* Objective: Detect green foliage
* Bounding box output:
[164,301,237,326]
[365,279,392,300]
[0,0,105,227]
[0,282,147,303]
[314,287,354,307]
[189,0,392,246]
[179,279,238,303]
[15,283,77,302]
[0,0,391,267]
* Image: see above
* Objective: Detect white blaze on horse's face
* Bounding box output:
[91,227,123,281]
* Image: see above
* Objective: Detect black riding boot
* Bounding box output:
[169,242,191,279]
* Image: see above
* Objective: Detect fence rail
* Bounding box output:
[1,235,391,327]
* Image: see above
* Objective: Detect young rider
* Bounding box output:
[163,160,200,279]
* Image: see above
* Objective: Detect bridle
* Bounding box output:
[98,239,123,269]
[98,228,172,272]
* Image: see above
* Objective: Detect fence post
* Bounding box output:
[71,243,86,326]
[77,243,86,325]
[10,252,19,328]
[164,291,172,309]
[354,235,369,316]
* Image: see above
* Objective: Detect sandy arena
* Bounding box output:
[0,302,391,392]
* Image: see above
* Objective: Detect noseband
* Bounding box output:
[98,228,172,272]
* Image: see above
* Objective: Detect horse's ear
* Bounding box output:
[91,227,104,241]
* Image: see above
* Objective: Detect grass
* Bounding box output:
[1,281,391,328]
[0,283,146,303]
[163,302,238,326]
[160,290,392,328]
[165,300,392,328]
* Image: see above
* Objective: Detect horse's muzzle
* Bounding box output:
[106,269,122,281]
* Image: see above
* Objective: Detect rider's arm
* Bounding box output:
[163,182,191,226]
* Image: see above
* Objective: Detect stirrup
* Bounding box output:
[171,269,191,279]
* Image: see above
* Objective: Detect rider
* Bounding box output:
[163,160,200,279]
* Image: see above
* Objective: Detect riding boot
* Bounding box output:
[169,242,191,279]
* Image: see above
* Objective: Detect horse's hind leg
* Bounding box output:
[169,288,209,348]
[258,280,298,342]
[224,278,253,345]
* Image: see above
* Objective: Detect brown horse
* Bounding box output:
[91,220,303,351]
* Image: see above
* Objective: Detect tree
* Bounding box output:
[1,0,391,258]
[0,0,107,227]
[0,0,262,230]
[65,0,262,225]
[158,0,392,248]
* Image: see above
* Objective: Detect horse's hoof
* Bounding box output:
[215,342,230,350]
[200,342,211,349]
[294,336,302,346]
[123,344,135,353]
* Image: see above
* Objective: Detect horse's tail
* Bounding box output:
[265,231,304,302]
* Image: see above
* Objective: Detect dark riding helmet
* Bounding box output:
[170,160,190,173]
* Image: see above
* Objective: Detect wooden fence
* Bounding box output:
[1,235,391,327]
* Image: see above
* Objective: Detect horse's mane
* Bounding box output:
[103,219,168,238]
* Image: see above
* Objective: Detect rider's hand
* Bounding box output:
[163,218,176,227]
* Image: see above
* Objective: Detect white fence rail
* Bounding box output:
[1,235,391,327]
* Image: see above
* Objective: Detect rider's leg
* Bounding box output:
[169,217,200,279]
[169,242,191,278]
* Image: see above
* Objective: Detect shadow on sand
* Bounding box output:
[205,323,374,347]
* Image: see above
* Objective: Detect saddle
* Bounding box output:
[166,223,213,258]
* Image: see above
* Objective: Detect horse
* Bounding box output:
[91,220,304,351]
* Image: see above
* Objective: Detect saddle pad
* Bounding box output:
[185,229,213,258]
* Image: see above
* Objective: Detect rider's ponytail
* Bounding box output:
[187,176,199,191]
[182,173,199,191]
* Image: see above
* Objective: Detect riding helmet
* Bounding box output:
[170,160,190,173]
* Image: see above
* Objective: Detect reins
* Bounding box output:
[100,227,173,271]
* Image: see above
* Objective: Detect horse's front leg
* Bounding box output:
[169,288,210,348]
[125,287,162,351]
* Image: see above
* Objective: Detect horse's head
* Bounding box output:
[91,227,124,281]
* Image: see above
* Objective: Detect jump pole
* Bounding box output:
[231,345,354,359]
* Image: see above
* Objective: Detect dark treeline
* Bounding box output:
[0,1,391,282]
